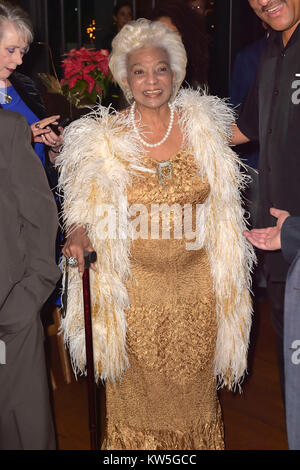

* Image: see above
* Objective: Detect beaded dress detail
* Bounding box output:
[102,149,224,450]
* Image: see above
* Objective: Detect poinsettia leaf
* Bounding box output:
[74,79,88,92]
[61,46,112,105]
[89,88,98,102]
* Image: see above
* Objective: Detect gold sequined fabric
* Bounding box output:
[102,150,224,450]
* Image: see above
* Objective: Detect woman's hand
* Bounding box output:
[62,226,97,277]
[31,115,60,144]
[46,126,64,163]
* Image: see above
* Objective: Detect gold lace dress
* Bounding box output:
[102,149,224,450]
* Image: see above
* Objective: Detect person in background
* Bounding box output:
[0,0,65,320]
[230,27,268,118]
[231,0,300,402]
[98,1,133,53]
[113,0,132,34]
[0,1,63,176]
[0,109,61,449]
[0,0,63,373]
[97,1,133,110]
[244,208,300,450]
[185,0,209,16]
[150,0,209,88]
[230,23,269,228]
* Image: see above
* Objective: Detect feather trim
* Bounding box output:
[175,89,255,389]
[57,107,146,382]
[57,90,255,388]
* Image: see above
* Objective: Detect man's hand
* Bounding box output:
[243,208,290,251]
[62,226,96,277]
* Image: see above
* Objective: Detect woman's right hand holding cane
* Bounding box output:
[62,226,97,277]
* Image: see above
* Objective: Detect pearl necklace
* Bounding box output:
[130,101,174,148]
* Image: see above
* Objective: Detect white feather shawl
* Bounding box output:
[57,88,256,390]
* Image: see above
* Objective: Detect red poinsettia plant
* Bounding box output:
[61,47,112,105]
[39,47,114,109]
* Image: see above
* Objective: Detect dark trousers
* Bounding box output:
[266,278,286,403]
[0,317,56,450]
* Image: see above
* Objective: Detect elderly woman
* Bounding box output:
[0,1,63,169]
[58,19,255,450]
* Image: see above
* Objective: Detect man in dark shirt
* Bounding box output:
[231,0,300,398]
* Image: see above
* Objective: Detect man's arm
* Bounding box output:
[230,124,251,146]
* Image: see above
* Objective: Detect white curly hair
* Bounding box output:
[109,18,187,103]
[0,0,33,46]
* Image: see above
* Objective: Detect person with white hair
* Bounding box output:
[0,1,63,166]
[58,19,255,450]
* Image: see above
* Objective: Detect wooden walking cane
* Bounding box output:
[82,251,98,450]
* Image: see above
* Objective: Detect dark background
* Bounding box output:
[12,0,265,98]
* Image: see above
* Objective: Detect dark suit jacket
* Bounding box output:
[282,216,300,450]
[0,109,60,333]
[0,110,61,449]
[281,216,300,265]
